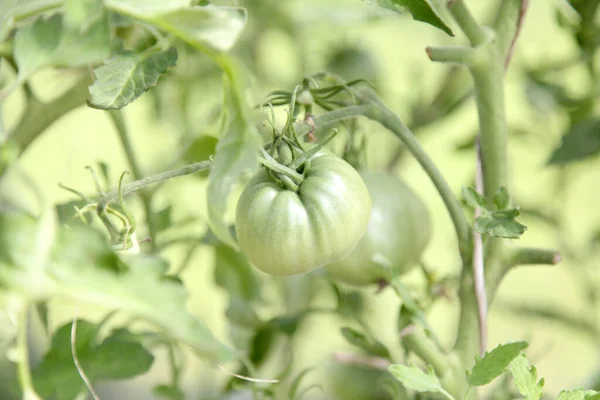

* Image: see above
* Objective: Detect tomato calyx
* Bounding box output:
[258,87,338,192]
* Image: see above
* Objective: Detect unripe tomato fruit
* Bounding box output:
[235,153,371,276]
[325,171,431,285]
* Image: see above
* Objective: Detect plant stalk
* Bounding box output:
[108,110,157,251]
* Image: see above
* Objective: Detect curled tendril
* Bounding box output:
[117,171,137,249]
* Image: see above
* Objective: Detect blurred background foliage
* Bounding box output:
[1,0,600,399]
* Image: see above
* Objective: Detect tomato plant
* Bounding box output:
[1,0,599,399]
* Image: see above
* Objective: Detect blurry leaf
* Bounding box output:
[557,390,586,400]
[288,366,317,400]
[0,0,62,41]
[154,385,185,400]
[64,0,104,32]
[55,199,91,225]
[35,301,50,335]
[152,206,172,232]
[374,0,453,36]
[207,62,260,250]
[462,186,486,209]
[332,283,364,317]
[0,212,237,363]
[586,391,600,400]
[225,298,261,328]
[474,208,527,239]
[509,353,544,400]
[467,341,528,386]
[248,325,276,366]
[493,187,510,210]
[33,320,154,400]
[214,244,260,301]
[340,327,390,359]
[547,118,600,165]
[88,47,178,110]
[269,314,303,336]
[13,13,110,84]
[105,2,247,52]
[388,364,442,393]
[183,135,219,178]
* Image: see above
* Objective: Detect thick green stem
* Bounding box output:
[108,110,157,251]
[401,326,449,376]
[10,75,92,156]
[448,0,487,46]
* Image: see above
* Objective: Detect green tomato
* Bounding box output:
[325,171,431,286]
[235,153,372,276]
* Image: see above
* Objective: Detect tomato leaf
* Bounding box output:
[374,0,453,36]
[474,208,527,239]
[557,390,588,400]
[214,243,261,301]
[509,353,544,400]
[152,205,173,232]
[388,364,443,393]
[493,187,510,210]
[340,327,391,359]
[466,341,528,386]
[183,135,219,178]
[0,211,237,364]
[547,118,600,165]
[462,186,486,210]
[63,0,105,33]
[105,2,247,53]
[88,47,178,110]
[32,320,154,400]
[207,62,260,250]
[154,385,185,400]
[13,12,110,84]
[0,0,62,41]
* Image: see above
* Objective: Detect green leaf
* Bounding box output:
[509,353,544,400]
[214,243,261,301]
[105,2,247,52]
[0,212,237,364]
[152,205,172,232]
[13,12,110,84]
[557,390,587,400]
[88,47,178,110]
[0,0,62,41]
[183,135,219,178]
[288,366,317,400]
[493,187,510,210]
[474,208,527,239]
[467,341,528,386]
[207,62,260,250]
[340,327,390,359]
[33,320,154,400]
[586,391,600,400]
[374,0,453,36]
[462,186,486,209]
[64,0,105,33]
[154,385,185,400]
[547,118,600,165]
[388,364,442,393]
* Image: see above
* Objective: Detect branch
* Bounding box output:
[493,0,530,67]
[97,160,212,212]
[505,247,561,267]
[448,0,487,46]
[400,325,450,377]
[10,74,92,156]
[361,103,472,263]
[108,110,157,251]
[472,139,487,356]
[426,45,481,66]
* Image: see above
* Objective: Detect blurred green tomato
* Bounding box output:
[325,171,431,286]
